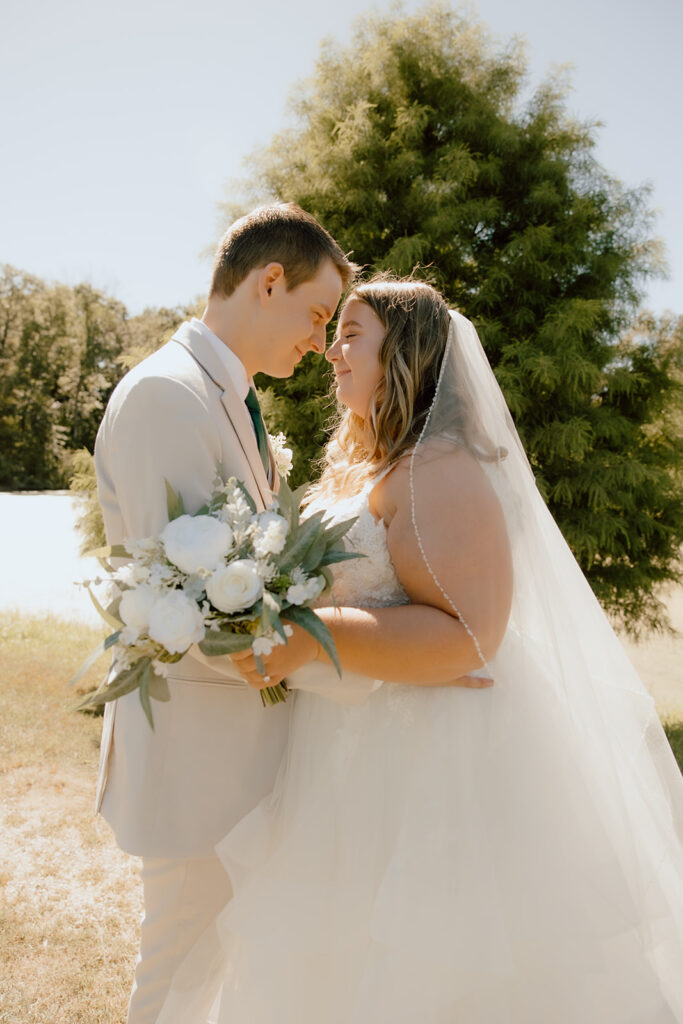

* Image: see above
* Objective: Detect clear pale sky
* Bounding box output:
[2,0,681,316]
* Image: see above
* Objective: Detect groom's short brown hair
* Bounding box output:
[209,203,356,298]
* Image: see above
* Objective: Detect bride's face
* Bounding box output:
[326,299,385,417]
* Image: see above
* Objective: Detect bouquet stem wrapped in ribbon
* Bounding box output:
[70,471,360,726]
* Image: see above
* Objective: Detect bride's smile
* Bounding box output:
[326,297,384,416]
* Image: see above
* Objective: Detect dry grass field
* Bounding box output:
[0,607,681,1024]
[0,613,141,1024]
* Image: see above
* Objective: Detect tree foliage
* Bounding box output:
[0,267,128,489]
[219,2,681,632]
[0,261,195,499]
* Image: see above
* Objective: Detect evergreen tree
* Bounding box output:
[220,3,681,632]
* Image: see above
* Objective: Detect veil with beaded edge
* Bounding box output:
[409,309,683,1007]
[156,309,683,1023]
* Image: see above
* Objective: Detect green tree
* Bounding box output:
[219,2,681,632]
[0,267,129,489]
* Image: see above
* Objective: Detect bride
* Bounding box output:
[159,277,683,1022]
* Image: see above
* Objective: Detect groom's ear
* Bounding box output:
[258,262,286,304]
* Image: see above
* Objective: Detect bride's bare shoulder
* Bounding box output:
[369,442,491,527]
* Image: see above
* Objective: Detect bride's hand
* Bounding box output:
[450,674,493,688]
[231,624,319,689]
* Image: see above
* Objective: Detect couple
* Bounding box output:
[95,204,683,1023]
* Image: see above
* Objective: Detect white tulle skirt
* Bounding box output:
[159,629,683,1023]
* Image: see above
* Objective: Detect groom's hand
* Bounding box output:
[231,624,319,689]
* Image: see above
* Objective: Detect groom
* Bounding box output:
[94,203,355,1023]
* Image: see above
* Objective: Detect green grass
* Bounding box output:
[664,719,683,773]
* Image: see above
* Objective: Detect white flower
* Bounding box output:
[119,625,141,646]
[206,559,263,613]
[124,537,162,560]
[152,660,171,678]
[114,563,150,587]
[286,575,326,606]
[147,591,205,654]
[252,635,275,657]
[252,511,289,558]
[147,561,177,587]
[252,627,290,657]
[161,514,234,575]
[220,492,253,527]
[269,432,293,478]
[119,584,160,632]
[256,558,277,581]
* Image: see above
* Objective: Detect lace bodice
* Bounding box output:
[311,483,409,610]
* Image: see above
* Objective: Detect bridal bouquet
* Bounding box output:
[71,471,359,727]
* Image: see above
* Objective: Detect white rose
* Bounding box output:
[252,511,289,558]
[147,591,206,654]
[206,559,263,613]
[286,575,325,606]
[119,584,160,632]
[161,514,234,575]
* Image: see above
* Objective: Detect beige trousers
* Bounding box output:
[127,855,233,1024]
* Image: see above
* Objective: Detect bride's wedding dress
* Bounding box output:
[159,310,683,1023]
[160,477,683,1023]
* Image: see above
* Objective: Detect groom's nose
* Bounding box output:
[309,322,327,354]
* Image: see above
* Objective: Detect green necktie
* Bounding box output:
[245,386,270,476]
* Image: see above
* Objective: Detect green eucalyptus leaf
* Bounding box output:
[75,657,151,711]
[84,543,131,561]
[87,585,124,630]
[69,630,121,689]
[148,671,171,702]
[301,534,327,572]
[278,512,326,572]
[321,516,359,546]
[198,630,254,657]
[284,605,341,676]
[165,479,186,521]
[138,662,154,729]
[319,549,366,566]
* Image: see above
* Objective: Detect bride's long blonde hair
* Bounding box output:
[308,276,451,503]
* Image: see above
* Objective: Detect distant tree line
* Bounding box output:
[1,5,681,633]
[0,265,197,490]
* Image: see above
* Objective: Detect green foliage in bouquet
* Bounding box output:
[70,473,361,726]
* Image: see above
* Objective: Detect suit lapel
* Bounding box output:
[171,324,272,510]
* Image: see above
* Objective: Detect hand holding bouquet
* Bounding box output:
[71,470,360,726]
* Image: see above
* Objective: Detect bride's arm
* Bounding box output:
[312,448,512,684]
[234,448,513,688]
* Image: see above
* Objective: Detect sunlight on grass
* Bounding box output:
[1,611,681,1022]
[0,611,141,1024]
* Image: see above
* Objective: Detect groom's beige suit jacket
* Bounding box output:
[93,321,290,859]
